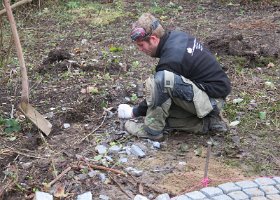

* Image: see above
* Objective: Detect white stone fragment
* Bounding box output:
[230,120,240,127]
[63,123,70,129]
[155,193,171,200]
[34,191,53,200]
[77,192,92,200]
[134,194,149,200]
[95,145,107,155]
[130,144,145,158]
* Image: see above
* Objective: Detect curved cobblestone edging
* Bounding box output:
[169,177,280,200]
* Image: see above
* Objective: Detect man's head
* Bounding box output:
[131,13,165,57]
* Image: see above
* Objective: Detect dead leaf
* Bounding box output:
[53,183,68,198]
[138,183,144,194]
[267,62,275,68]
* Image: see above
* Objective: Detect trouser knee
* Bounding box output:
[145,70,195,108]
[145,71,170,108]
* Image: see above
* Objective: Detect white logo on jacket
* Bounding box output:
[187,38,203,56]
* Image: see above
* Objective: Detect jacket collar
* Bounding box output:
[155,31,171,58]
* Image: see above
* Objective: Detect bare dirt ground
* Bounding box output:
[0,0,279,199]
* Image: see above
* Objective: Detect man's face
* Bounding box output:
[135,36,159,57]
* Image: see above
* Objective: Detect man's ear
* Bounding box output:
[150,35,160,44]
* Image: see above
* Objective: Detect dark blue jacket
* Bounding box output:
[155,31,231,98]
[133,31,231,117]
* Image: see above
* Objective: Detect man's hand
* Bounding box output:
[118,104,133,119]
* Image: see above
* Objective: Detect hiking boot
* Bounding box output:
[204,113,228,133]
[125,121,164,141]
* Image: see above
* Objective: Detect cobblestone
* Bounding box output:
[170,177,280,200]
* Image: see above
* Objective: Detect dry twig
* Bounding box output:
[44,166,72,189]
[73,114,107,145]
[76,162,126,176]
[108,174,133,199]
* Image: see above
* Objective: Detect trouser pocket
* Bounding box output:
[172,75,194,102]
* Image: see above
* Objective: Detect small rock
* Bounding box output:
[229,120,240,127]
[34,191,53,200]
[88,170,97,178]
[178,161,187,165]
[95,145,107,155]
[134,194,149,200]
[125,167,143,177]
[44,112,54,119]
[130,145,145,158]
[152,141,161,149]
[179,144,189,152]
[81,39,88,45]
[20,162,32,170]
[104,156,113,162]
[118,157,128,163]
[233,98,243,104]
[67,170,75,178]
[99,173,106,182]
[124,146,131,155]
[108,145,122,154]
[77,191,92,200]
[265,81,276,89]
[63,123,70,129]
[75,173,88,180]
[148,194,155,199]
[99,194,109,200]
[155,193,171,200]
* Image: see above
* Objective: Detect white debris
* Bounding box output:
[125,167,143,177]
[99,194,109,200]
[108,145,122,154]
[232,98,243,104]
[230,120,240,127]
[95,145,107,155]
[130,144,145,158]
[118,157,128,163]
[77,191,92,200]
[155,193,171,200]
[134,194,149,200]
[34,191,53,200]
[63,123,70,129]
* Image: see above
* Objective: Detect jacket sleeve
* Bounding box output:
[132,100,148,117]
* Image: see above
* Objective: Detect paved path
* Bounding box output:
[170,177,280,200]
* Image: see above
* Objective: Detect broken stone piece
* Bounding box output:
[95,145,107,155]
[99,194,109,200]
[134,194,149,200]
[34,191,53,200]
[108,145,122,154]
[155,193,171,200]
[77,191,92,200]
[125,167,143,177]
[63,123,70,129]
[130,144,145,158]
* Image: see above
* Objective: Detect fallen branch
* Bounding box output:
[77,163,126,176]
[108,174,133,199]
[44,166,72,189]
[73,114,107,145]
[3,146,46,159]
[0,165,18,198]
[0,179,15,198]
[0,0,32,16]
